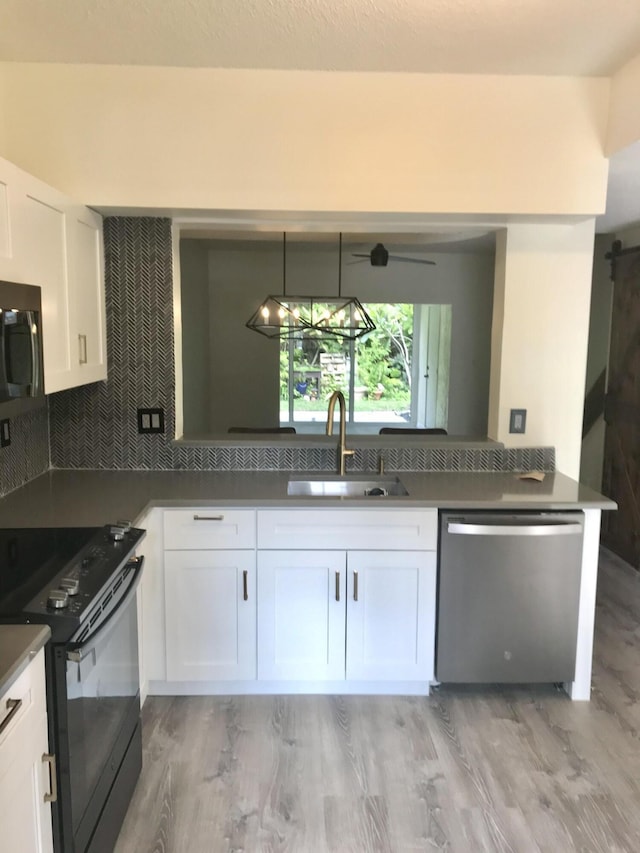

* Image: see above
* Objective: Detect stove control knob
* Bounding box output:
[47,589,69,610]
[60,577,80,596]
[108,525,126,541]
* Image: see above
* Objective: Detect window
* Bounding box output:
[279,303,451,434]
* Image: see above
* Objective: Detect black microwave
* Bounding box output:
[0,280,44,418]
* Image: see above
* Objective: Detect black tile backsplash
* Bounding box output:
[0,406,49,497]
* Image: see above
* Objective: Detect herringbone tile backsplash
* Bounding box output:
[50,217,177,471]
[0,407,49,497]
[45,216,555,476]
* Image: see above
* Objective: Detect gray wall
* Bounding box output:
[208,244,280,433]
[179,240,211,435]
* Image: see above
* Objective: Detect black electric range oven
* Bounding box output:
[0,522,146,853]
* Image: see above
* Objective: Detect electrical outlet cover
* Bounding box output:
[509,408,526,434]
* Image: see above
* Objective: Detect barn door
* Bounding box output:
[602,246,640,566]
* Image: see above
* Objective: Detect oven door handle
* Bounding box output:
[66,556,144,663]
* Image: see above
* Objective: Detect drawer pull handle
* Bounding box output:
[335,570,340,602]
[353,570,359,602]
[243,570,248,601]
[78,333,88,365]
[43,753,58,803]
[193,515,225,521]
[0,698,22,735]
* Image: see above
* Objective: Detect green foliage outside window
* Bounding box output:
[280,304,413,407]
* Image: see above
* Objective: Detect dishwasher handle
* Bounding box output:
[447,520,583,537]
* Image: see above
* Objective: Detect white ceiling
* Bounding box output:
[2,0,640,75]
[1,0,640,232]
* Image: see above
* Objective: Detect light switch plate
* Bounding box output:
[509,408,526,434]
[137,408,165,434]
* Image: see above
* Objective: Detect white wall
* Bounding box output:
[489,221,596,479]
[0,63,607,474]
[0,64,609,216]
[607,52,640,155]
[0,72,6,152]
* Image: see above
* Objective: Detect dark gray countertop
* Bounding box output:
[0,624,50,695]
[0,469,616,528]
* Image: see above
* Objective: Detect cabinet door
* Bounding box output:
[165,550,256,681]
[0,651,54,853]
[0,157,31,282]
[19,185,72,393]
[68,205,107,384]
[0,735,54,853]
[137,508,164,700]
[346,551,436,682]
[257,550,346,682]
[0,156,107,393]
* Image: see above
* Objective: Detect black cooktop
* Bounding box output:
[0,525,145,640]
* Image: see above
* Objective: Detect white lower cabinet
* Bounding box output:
[152,507,437,694]
[257,550,346,681]
[0,649,54,853]
[345,550,436,682]
[165,550,256,681]
[257,549,436,684]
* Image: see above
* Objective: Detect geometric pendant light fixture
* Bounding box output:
[246,233,376,341]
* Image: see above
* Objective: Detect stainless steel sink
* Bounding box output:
[287,475,409,497]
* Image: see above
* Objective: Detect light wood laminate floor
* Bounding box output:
[115,549,640,852]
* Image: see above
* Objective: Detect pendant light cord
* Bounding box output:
[283,231,287,297]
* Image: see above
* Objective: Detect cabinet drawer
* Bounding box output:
[163,509,256,550]
[0,649,45,757]
[257,509,437,551]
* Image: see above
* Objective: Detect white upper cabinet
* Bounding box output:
[0,155,107,393]
[20,185,72,390]
[67,204,107,385]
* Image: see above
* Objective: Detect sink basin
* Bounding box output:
[287,475,409,497]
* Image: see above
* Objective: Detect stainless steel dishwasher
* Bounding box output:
[437,511,584,683]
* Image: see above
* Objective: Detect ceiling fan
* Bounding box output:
[351,242,436,267]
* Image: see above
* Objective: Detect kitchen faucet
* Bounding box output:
[326,390,355,475]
